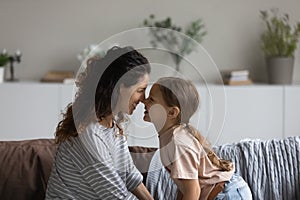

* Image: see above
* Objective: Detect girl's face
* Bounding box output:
[118,73,149,115]
[143,84,170,131]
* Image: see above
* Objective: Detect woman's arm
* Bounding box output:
[176,179,200,200]
[132,183,154,200]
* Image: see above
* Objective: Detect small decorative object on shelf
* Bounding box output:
[0,49,9,83]
[40,70,74,83]
[142,14,207,72]
[221,69,253,85]
[5,49,22,82]
[0,49,9,66]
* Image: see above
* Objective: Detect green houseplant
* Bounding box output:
[0,52,9,83]
[260,8,300,84]
[143,14,207,72]
[0,53,9,67]
[77,44,105,63]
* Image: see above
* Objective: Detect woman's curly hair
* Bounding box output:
[55,46,150,143]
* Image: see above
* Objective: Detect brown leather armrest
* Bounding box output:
[128,146,158,184]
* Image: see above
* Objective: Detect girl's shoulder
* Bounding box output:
[172,125,194,138]
[172,125,203,151]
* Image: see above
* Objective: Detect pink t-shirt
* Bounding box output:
[159,126,234,200]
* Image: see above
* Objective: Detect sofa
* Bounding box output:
[0,136,299,200]
[0,139,57,200]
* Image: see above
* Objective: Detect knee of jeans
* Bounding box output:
[237,186,253,199]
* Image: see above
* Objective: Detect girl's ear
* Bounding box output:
[167,106,180,119]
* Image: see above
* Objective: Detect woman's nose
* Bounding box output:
[139,92,146,102]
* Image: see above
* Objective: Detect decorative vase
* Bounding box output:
[0,67,4,83]
[266,57,294,84]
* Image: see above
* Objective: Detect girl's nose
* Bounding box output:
[142,98,148,105]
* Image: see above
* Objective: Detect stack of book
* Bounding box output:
[221,70,253,85]
[40,70,74,83]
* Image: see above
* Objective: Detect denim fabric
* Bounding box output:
[214,174,253,200]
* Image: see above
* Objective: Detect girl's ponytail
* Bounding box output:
[185,124,233,171]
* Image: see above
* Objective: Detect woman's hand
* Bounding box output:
[132,183,154,200]
[176,179,200,200]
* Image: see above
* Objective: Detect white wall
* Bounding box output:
[0,0,300,83]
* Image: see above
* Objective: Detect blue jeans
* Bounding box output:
[214,174,253,200]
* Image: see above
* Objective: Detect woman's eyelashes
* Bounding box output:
[137,88,145,93]
[138,86,148,93]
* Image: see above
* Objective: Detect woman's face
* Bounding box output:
[118,73,149,115]
[143,84,169,131]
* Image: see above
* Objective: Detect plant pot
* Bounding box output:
[265,57,294,84]
[0,67,4,83]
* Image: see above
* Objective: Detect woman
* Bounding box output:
[143,77,252,200]
[46,46,154,200]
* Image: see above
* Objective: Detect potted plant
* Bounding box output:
[77,44,105,63]
[260,8,300,84]
[142,14,207,72]
[0,51,9,83]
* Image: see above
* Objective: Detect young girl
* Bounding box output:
[143,77,252,200]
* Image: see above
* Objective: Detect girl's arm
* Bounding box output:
[176,190,183,200]
[176,179,200,200]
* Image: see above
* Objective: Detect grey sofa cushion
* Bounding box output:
[214,136,300,200]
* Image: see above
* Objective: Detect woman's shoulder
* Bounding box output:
[80,121,115,141]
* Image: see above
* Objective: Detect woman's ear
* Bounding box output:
[167,106,180,119]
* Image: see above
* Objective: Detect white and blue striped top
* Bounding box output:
[46,121,142,199]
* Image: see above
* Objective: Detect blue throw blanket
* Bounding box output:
[146,150,177,200]
[146,136,300,200]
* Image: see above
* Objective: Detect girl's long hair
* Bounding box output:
[55,46,150,144]
[157,77,233,171]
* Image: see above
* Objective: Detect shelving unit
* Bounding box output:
[0,82,299,147]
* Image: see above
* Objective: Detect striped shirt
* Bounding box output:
[46,121,142,199]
